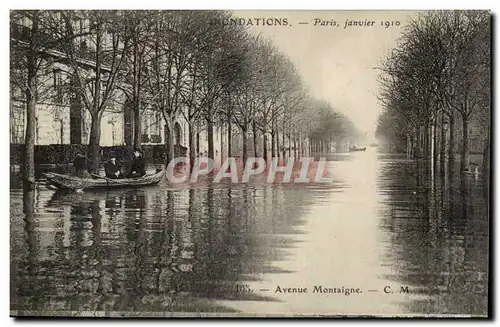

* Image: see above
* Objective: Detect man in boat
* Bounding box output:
[73,153,92,178]
[105,152,123,179]
[128,148,146,178]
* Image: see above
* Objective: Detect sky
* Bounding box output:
[234,10,419,142]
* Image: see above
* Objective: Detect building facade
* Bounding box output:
[10,13,308,164]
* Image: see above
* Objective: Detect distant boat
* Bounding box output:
[349,146,366,152]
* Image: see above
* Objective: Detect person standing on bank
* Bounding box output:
[128,148,146,178]
[73,153,92,178]
[105,152,123,179]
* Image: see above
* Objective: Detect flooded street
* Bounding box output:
[10,149,489,317]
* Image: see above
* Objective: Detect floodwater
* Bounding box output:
[10,148,489,317]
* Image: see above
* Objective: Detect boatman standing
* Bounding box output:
[105,152,123,179]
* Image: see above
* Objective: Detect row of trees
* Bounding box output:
[376,11,490,175]
[11,10,359,187]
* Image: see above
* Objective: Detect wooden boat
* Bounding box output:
[349,146,366,152]
[44,170,165,190]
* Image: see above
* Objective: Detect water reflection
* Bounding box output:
[10,151,488,316]
[378,157,488,316]
[11,181,315,314]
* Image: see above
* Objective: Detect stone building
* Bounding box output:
[10,14,194,157]
[10,13,308,164]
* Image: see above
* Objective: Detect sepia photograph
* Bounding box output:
[9,9,491,318]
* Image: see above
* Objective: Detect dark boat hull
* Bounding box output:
[44,170,165,190]
[349,147,366,152]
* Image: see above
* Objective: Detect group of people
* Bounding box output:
[73,149,146,179]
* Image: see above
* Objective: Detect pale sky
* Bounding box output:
[234,10,418,141]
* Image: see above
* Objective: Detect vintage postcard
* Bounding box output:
[10,9,491,318]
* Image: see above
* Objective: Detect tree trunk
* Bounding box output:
[271,120,276,158]
[294,137,298,159]
[288,133,292,158]
[433,120,438,165]
[252,122,258,158]
[227,115,232,158]
[448,112,456,174]
[132,38,142,150]
[23,70,37,189]
[88,114,102,174]
[414,126,420,158]
[423,122,430,160]
[188,122,196,171]
[299,133,303,157]
[460,113,470,173]
[406,134,410,157]
[220,123,224,163]
[196,132,200,156]
[164,116,174,166]
[263,128,268,163]
[242,126,248,165]
[275,130,280,160]
[207,118,214,162]
[440,112,446,171]
[282,128,286,159]
[271,131,276,159]
[133,101,142,150]
[22,12,40,190]
[299,135,303,157]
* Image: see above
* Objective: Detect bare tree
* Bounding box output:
[181,11,249,167]
[56,10,130,172]
[445,11,490,171]
[10,10,85,187]
[253,44,302,163]
[378,10,490,175]
[120,10,156,150]
[143,12,188,164]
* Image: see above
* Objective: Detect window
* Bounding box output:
[11,84,24,100]
[150,111,161,142]
[141,110,150,143]
[108,119,116,145]
[470,137,482,154]
[20,15,33,29]
[10,102,25,144]
[79,18,88,35]
[53,69,63,104]
[80,39,88,53]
